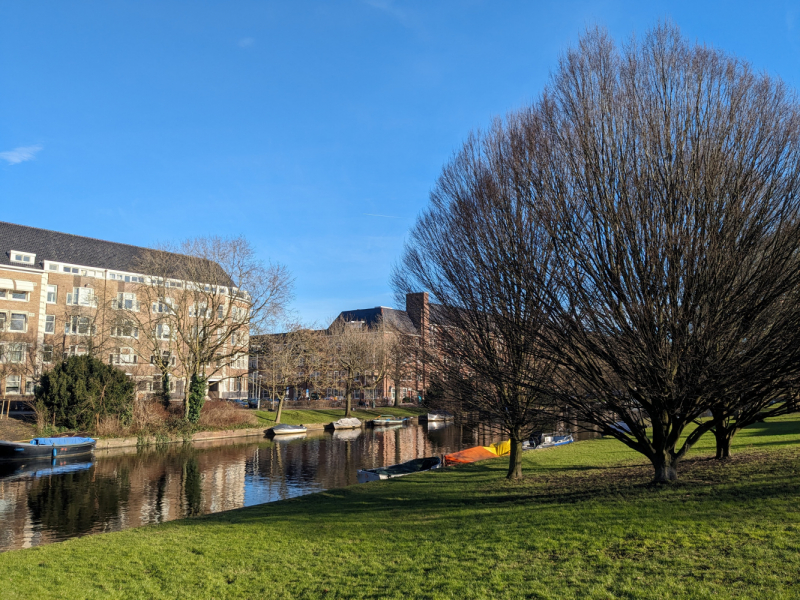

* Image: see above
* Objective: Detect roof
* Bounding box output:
[334,306,419,335]
[0,221,230,283]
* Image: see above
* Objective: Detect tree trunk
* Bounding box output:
[275,397,285,424]
[714,426,734,459]
[162,372,171,409]
[344,390,352,417]
[506,437,524,480]
[651,451,679,482]
[394,391,400,407]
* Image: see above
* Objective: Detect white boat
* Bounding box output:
[329,418,362,430]
[269,424,308,436]
[522,433,574,450]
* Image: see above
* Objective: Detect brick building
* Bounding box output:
[249,292,438,404]
[0,222,249,403]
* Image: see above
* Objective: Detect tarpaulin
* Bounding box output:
[444,446,499,466]
[485,440,511,457]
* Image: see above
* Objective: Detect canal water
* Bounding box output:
[0,421,502,552]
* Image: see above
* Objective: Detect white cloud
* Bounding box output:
[238,37,255,48]
[0,145,42,165]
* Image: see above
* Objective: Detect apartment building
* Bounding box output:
[0,221,249,402]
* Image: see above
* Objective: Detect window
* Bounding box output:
[44,315,55,334]
[65,316,95,336]
[0,313,5,331]
[63,266,80,274]
[66,287,95,306]
[10,251,35,265]
[68,345,87,356]
[111,347,138,365]
[217,305,225,319]
[10,313,26,332]
[25,380,34,395]
[111,321,138,338]
[113,292,138,311]
[152,298,174,314]
[48,263,59,271]
[7,343,26,363]
[0,289,28,301]
[5,375,20,394]
[155,324,171,340]
[46,285,57,303]
[150,351,176,367]
[42,344,54,362]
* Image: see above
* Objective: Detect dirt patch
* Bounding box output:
[0,416,36,441]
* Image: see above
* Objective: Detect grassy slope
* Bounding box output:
[255,406,426,426]
[1,416,799,600]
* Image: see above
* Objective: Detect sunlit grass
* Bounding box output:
[1,414,799,599]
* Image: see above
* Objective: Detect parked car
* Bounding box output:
[248,398,261,409]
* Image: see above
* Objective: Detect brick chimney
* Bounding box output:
[405,292,429,335]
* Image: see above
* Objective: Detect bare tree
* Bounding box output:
[251,324,316,423]
[384,328,419,407]
[324,318,388,417]
[133,236,293,422]
[393,116,561,479]
[531,23,800,481]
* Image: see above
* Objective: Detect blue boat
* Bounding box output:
[0,437,96,461]
[522,433,574,450]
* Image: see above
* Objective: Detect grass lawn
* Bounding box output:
[1,415,799,599]
[255,406,427,426]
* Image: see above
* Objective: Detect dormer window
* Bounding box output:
[10,250,35,265]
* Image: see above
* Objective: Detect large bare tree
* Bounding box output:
[132,236,292,422]
[393,117,561,479]
[532,23,800,481]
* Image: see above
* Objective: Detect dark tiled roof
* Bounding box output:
[0,221,154,272]
[0,221,228,282]
[335,307,419,335]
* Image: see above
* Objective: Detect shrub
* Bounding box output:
[35,355,135,431]
[198,400,257,429]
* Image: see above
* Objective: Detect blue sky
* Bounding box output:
[2,1,798,325]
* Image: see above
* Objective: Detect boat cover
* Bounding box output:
[444,446,499,466]
[332,418,362,429]
[29,437,95,446]
[370,456,441,477]
[485,440,511,457]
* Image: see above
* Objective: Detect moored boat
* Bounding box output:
[369,415,409,426]
[328,417,362,430]
[0,437,96,462]
[522,433,574,450]
[357,456,442,483]
[269,424,308,436]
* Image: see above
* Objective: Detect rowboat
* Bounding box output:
[0,437,96,461]
[328,417,362,430]
[357,456,442,483]
[269,424,308,436]
[522,433,574,450]
[369,415,409,426]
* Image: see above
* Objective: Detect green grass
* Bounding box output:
[255,406,427,426]
[2,415,799,599]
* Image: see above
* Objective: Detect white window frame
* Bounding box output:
[9,251,35,265]
[5,375,21,394]
[46,284,57,304]
[9,313,27,332]
[44,314,55,334]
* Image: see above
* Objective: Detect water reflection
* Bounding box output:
[0,422,500,551]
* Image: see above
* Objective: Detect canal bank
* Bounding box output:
[1,415,799,599]
[0,418,499,551]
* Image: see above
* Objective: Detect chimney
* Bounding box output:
[405,292,429,334]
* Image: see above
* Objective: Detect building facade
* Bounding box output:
[0,222,249,403]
